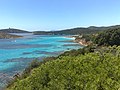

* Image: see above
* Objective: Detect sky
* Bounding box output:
[0,0,120,31]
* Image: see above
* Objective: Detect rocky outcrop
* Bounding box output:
[0,32,22,39]
[75,38,92,46]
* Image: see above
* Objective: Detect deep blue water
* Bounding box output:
[0,33,82,88]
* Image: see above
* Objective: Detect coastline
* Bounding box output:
[64,35,90,46]
[0,32,23,39]
[74,39,90,46]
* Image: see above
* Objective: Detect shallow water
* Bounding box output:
[0,33,82,88]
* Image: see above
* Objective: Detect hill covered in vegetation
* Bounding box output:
[33,28,102,35]
[93,28,120,46]
[74,27,120,46]
[0,28,30,33]
[33,25,120,35]
[7,27,120,90]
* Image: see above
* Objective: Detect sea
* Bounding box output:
[0,33,82,89]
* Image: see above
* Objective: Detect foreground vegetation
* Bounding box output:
[7,27,120,90]
[7,45,120,90]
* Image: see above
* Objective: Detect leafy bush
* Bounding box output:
[7,46,120,90]
[59,45,96,57]
[93,28,120,46]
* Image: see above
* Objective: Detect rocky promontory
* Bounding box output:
[0,32,22,39]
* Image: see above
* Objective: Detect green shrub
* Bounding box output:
[93,28,120,46]
[8,46,120,90]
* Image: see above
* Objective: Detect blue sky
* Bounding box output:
[0,0,120,31]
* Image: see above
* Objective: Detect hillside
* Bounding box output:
[88,25,120,30]
[7,28,120,90]
[0,28,30,33]
[92,28,120,46]
[7,46,120,90]
[33,28,102,35]
[73,27,120,46]
[0,32,22,39]
[33,25,120,35]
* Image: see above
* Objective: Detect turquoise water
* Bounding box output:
[0,33,82,88]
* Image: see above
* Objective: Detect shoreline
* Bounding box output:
[74,39,89,46]
[0,32,23,39]
[64,35,90,46]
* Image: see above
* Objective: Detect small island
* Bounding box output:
[0,28,30,33]
[0,28,31,39]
